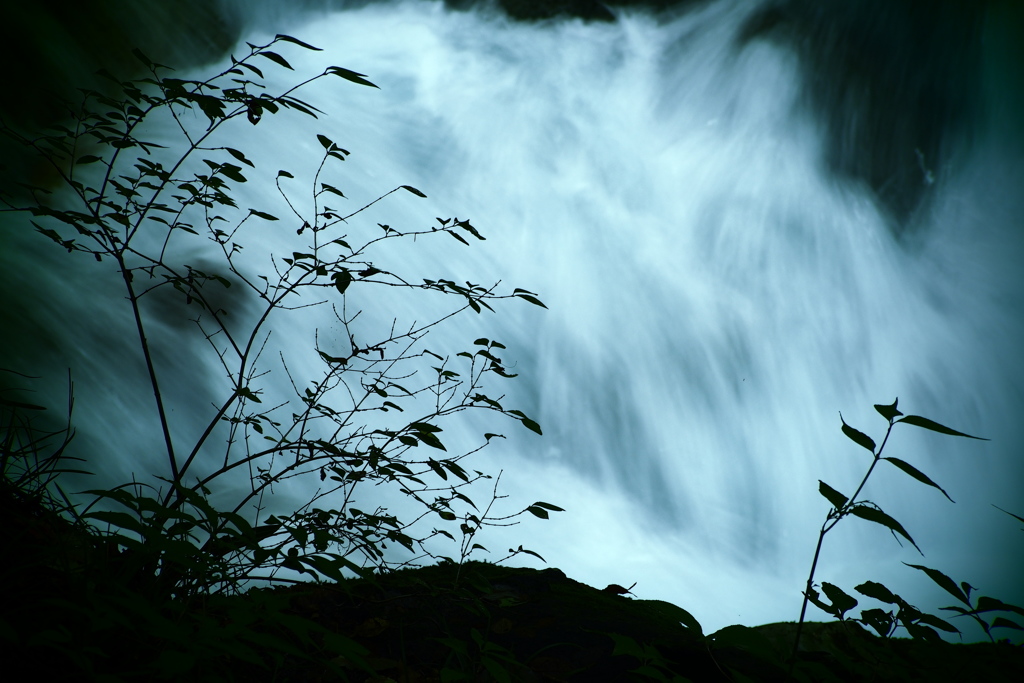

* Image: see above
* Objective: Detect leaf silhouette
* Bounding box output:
[840,413,875,452]
[903,563,970,606]
[855,580,899,604]
[818,480,849,511]
[850,504,922,554]
[884,457,954,502]
[897,415,988,440]
[874,398,903,421]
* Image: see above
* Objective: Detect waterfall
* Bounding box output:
[4,0,1021,638]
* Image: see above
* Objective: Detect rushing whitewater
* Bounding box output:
[7,0,1022,637]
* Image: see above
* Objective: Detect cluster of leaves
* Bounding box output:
[792,399,1023,671]
[0,33,561,678]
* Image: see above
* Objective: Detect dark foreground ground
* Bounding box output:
[255,560,1024,682]
[3,481,1022,682]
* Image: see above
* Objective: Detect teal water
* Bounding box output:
[3,0,1021,639]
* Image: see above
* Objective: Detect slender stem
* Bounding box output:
[788,418,896,678]
[117,252,178,483]
[790,520,829,674]
[845,421,894,507]
[161,391,237,508]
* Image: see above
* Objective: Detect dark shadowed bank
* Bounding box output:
[3,482,1022,681]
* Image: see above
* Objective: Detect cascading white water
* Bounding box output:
[7,0,1022,638]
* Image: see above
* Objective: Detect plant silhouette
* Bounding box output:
[0,34,561,679]
[788,398,1023,678]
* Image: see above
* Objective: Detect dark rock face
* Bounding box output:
[0,0,241,194]
[445,0,618,22]
[444,0,716,22]
[449,0,988,234]
[734,0,986,233]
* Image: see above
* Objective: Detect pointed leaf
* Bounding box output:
[274,34,323,51]
[237,387,262,404]
[884,457,954,502]
[991,617,1024,631]
[225,147,255,167]
[249,209,278,221]
[401,185,426,198]
[859,608,895,637]
[417,432,446,451]
[821,582,859,619]
[850,505,921,553]
[238,62,264,78]
[903,563,970,606]
[975,596,1024,618]
[806,587,839,619]
[320,182,345,198]
[520,417,543,435]
[448,230,470,245]
[427,459,448,480]
[840,413,875,452]
[939,604,973,617]
[513,546,545,562]
[856,580,900,604]
[258,50,293,70]
[818,480,849,511]
[874,399,903,421]
[327,66,379,88]
[516,293,548,309]
[220,164,247,183]
[332,269,352,295]
[897,415,988,440]
[993,505,1024,530]
[526,506,549,519]
[442,460,469,482]
[916,612,960,634]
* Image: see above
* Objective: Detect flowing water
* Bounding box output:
[5,0,1022,638]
